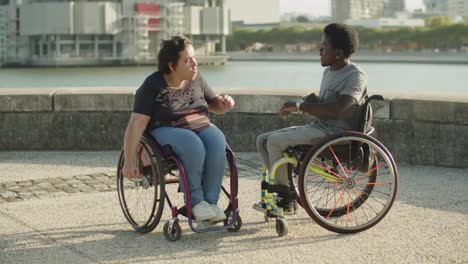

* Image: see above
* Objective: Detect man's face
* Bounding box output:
[172,44,198,81]
[319,35,336,67]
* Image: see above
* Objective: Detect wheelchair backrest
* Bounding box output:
[357,95,384,134]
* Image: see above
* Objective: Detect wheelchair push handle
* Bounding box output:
[368,95,384,101]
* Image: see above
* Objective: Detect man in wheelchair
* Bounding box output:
[254,23,368,214]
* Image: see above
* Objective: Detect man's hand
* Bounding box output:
[279,101,297,117]
[304,92,320,103]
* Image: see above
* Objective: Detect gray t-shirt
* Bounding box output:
[317,63,368,131]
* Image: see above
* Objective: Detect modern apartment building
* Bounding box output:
[0,0,230,66]
[224,0,280,27]
[424,0,466,19]
[447,0,465,18]
[332,0,385,22]
[383,0,405,17]
[0,5,7,66]
[347,13,425,28]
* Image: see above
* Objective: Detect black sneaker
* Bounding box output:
[278,200,297,215]
[276,192,298,215]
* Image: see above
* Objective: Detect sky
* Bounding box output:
[280,0,424,17]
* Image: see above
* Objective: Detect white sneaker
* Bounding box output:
[192,201,216,221]
[209,204,226,222]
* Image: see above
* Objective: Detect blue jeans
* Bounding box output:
[151,124,226,207]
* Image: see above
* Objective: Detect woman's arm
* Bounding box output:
[122,113,151,179]
[208,94,235,115]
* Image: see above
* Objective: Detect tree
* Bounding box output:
[296,16,310,23]
[425,16,453,28]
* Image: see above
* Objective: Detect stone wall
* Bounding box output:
[1,88,467,168]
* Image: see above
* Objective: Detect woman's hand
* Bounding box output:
[279,101,297,117]
[219,94,235,112]
[209,94,235,114]
[122,163,140,179]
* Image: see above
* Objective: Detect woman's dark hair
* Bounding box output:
[157,35,191,74]
[324,23,359,58]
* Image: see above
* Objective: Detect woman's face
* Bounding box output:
[172,44,198,81]
[319,35,337,67]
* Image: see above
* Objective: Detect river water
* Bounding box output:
[1,61,466,99]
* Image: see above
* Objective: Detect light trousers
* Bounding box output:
[256,124,330,185]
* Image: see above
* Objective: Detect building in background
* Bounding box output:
[383,0,405,17]
[447,0,465,18]
[424,0,449,16]
[0,5,7,66]
[332,0,385,22]
[347,12,425,27]
[0,0,230,67]
[466,0,468,17]
[224,0,280,29]
[424,0,466,19]
[0,0,24,66]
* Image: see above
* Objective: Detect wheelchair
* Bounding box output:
[116,133,242,241]
[257,95,399,236]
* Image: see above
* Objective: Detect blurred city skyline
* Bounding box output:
[280,0,424,17]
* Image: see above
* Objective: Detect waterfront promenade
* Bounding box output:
[228,51,468,64]
[1,151,467,264]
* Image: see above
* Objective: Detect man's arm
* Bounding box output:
[122,113,151,179]
[279,95,357,120]
[208,94,235,115]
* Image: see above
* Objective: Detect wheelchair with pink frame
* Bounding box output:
[257,95,399,236]
[117,134,242,241]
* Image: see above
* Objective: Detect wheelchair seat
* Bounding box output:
[285,95,384,168]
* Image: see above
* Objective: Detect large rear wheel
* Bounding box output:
[298,132,398,234]
[117,135,165,233]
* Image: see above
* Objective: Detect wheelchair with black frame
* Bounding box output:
[256,95,399,236]
[116,133,242,241]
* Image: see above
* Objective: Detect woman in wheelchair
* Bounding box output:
[254,23,368,214]
[122,35,235,223]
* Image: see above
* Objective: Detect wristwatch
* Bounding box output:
[296,99,304,113]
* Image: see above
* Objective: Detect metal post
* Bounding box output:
[221,35,226,54]
[55,35,61,57]
[75,35,79,57]
[112,36,117,58]
[39,36,43,57]
[94,35,99,58]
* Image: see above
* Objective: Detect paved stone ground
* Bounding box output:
[0,153,263,204]
[1,151,467,263]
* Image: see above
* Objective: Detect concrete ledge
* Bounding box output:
[54,88,134,111]
[0,111,129,150]
[1,88,467,168]
[230,94,297,113]
[0,88,56,112]
[392,99,468,124]
[374,119,468,167]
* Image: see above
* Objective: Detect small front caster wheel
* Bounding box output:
[275,218,288,237]
[226,214,242,232]
[163,220,181,242]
